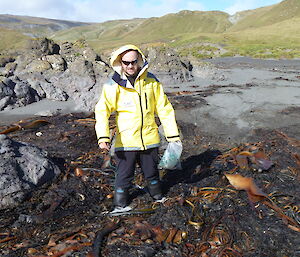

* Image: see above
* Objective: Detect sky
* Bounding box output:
[0,0,283,23]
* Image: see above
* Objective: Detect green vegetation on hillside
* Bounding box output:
[1,0,300,59]
[0,27,29,53]
[229,0,300,31]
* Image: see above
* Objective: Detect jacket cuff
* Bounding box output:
[97,137,110,144]
[166,135,180,142]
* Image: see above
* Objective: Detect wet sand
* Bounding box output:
[0,99,82,125]
[168,57,300,143]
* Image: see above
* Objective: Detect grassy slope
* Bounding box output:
[222,17,300,58]
[0,27,29,53]
[120,11,231,40]
[222,0,300,58]
[52,11,231,52]
[54,0,300,58]
[173,0,300,58]
[1,0,299,58]
[229,0,300,31]
[51,18,146,43]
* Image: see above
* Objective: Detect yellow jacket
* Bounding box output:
[95,45,180,151]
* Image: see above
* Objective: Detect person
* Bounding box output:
[94,44,180,209]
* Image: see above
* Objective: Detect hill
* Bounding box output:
[0,14,92,38]
[0,27,29,53]
[51,0,300,57]
[229,0,300,31]
[51,18,146,45]
[52,10,232,52]
[1,0,299,58]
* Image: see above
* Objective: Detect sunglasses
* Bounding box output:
[121,59,138,66]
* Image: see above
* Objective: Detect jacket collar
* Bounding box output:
[112,72,127,87]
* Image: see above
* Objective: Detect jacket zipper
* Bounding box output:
[145,92,148,110]
[137,83,145,150]
[138,93,145,150]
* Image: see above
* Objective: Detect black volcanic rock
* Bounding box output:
[0,134,61,209]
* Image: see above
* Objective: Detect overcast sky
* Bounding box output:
[0,0,283,23]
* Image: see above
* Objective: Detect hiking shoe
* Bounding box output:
[147,180,163,200]
[114,188,129,208]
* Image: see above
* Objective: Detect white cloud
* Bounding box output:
[224,0,257,15]
[224,0,281,15]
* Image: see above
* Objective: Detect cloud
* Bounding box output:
[224,0,281,15]
[0,0,76,20]
[0,0,205,22]
[224,0,257,15]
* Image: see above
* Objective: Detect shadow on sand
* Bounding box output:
[162,149,222,193]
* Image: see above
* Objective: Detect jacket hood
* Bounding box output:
[110,44,148,76]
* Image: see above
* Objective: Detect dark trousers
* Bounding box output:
[114,147,159,189]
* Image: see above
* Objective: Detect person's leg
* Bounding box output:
[114,151,137,207]
[139,148,162,200]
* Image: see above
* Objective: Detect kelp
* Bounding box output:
[0,119,50,134]
[1,114,299,256]
[225,173,300,232]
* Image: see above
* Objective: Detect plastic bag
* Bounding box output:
[158,141,183,170]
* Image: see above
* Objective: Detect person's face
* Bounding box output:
[121,50,139,76]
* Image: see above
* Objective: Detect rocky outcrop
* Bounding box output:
[0,135,61,209]
[26,37,60,56]
[0,38,110,112]
[0,39,193,112]
[0,78,39,110]
[146,47,193,84]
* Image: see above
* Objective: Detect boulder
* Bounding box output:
[59,42,75,63]
[0,79,14,111]
[146,47,193,84]
[0,96,11,110]
[0,135,61,209]
[60,40,102,64]
[27,80,46,98]
[42,54,66,71]
[26,38,60,56]
[39,80,68,101]
[0,78,41,110]
[50,57,108,110]
[13,80,39,106]
[0,56,15,68]
[26,59,52,73]
[2,62,17,77]
[0,79,14,98]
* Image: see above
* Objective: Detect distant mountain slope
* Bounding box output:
[51,18,146,42]
[122,11,231,40]
[0,14,92,38]
[52,10,231,51]
[229,0,300,31]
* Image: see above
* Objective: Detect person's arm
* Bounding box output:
[95,83,117,148]
[154,82,180,142]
